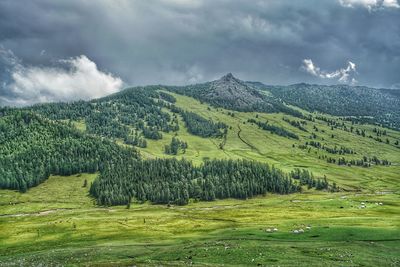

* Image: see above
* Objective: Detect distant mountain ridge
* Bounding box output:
[2,72,399,129]
[253,82,400,129]
[165,73,399,129]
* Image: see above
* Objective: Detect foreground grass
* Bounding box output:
[1,174,399,266]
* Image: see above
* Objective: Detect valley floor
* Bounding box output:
[1,174,399,266]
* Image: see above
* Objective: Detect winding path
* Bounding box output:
[237,124,262,154]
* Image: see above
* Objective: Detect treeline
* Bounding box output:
[305,141,355,155]
[0,111,138,192]
[267,83,400,130]
[90,158,306,206]
[25,87,178,146]
[165,137,188,155]
[324,155,391,167]
[290,168,338,191]
[0,111,334,205]
[282,117,308,132]
[124,132,147,148]
[248,119,299,139]
[181,111,227,138]
[169,105,227,138]
[159,91,176,103]
[316,115,397,145]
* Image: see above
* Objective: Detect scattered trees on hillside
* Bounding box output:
[181,111,227,138]
[248,119,299,139]
[165,137,188,155]
[290,168,332,191]
[323,155,391,167]
[305,141,355,155]
[282,117,308,132]
[25,87,177,144]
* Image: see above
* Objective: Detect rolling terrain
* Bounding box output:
[0,74,399,266]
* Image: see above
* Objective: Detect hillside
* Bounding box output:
[253,82,400,130]
[166,73,303,116]
[1,75,399,195]
[0,76,400,266]
[0,110,138,191]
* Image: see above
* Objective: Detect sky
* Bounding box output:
[0,0,399,106]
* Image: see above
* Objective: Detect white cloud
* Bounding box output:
[382,0,400,7]
[0,48,123,106]
[301,59,357,84]
[339,0,399,10]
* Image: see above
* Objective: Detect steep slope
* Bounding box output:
[254,83,400,129]
[204,73,266,109]
[166,73,302,116]
[0,110,138,192]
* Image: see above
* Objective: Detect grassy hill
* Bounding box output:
[0,75,399,266]
[136,92,399,191]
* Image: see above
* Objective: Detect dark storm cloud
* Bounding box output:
[0,0,399,105]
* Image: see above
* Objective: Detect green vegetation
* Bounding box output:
[0,111,137,192]
[0,174,399,266]
[248,118,299,139]
[164,137,188,155]
[260,83,400,129]
[179,109,227,138]
[26,86,175,142]
[90,158,311,206]
[0,74,399,265]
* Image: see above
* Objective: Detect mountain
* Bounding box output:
[1,74,400,266]
[253,82,400,129]
[165,73,301,116]
[204,73,265,108]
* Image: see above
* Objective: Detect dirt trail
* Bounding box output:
[0,208,71,218]
[237,124,263,155]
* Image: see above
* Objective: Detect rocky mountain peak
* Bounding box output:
[218,73,240,83]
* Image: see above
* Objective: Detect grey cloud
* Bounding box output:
[0,0,399,105]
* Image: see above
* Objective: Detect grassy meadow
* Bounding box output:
[0,174,399,266]
[140,92,400,192]
[1,92,399,266]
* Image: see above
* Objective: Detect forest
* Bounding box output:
[0,109,330,205]
[248,118,299,139]
[264,83,400,130]
[90,158,332,206]
[0,111,138,192]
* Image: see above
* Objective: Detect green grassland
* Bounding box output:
[139,92,400,192]
[1,174,399,266]
[1,92,399,266]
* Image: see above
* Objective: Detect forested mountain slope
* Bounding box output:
[0,110,138,191]
[1,76,400,266]
[253,83,400,129]
[1,75,399,202]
